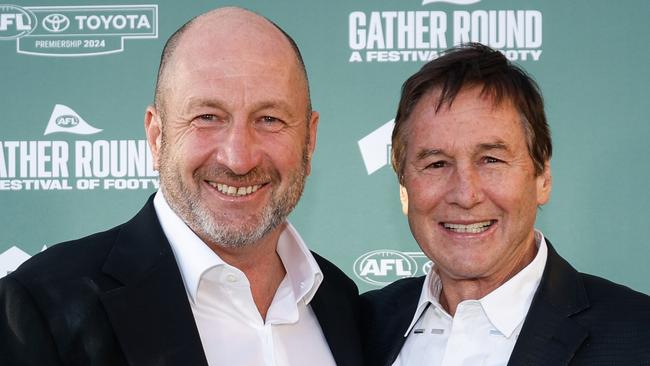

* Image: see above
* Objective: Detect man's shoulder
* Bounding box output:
[562,272,650,362]
[546,241,650,313]
[578,271,650,319]
[7,224,124,288]
[580,272,650,302]
[362,276,425,306]
[7,196,157,289]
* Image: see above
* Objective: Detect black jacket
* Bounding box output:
[0,196,364,366]
[361,242,650,365]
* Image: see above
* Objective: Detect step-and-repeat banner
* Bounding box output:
[1,0,649,294]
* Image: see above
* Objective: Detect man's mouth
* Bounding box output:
[207,181,263,197]
[441,220,496,234]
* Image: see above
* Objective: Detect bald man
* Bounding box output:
[0,8,363,366]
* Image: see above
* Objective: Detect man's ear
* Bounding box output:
[399,184,409,215]
[536,161,552,206]
[305,111,319,176]
[144,105,162,171]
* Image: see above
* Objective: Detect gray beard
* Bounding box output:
[159,153,307,250]
[169,180,291,249]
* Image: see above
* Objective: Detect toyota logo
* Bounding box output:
[42,13,70,33]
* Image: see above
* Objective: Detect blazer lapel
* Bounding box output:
[507,243,590,366]
[380,279,423,366]
[310,268,364,366]
[99,198,208,366]
[360,277,424,366]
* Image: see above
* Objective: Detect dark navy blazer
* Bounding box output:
[361,242,650,366]
[0,196,364,366]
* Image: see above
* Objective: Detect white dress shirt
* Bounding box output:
[153,192,336,366]
[394,231,548,366]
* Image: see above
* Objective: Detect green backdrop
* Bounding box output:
[1,0,649,295]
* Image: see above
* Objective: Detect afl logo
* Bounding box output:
[55,115,79,128]
[0,5,37,40]
[353,249,417,286]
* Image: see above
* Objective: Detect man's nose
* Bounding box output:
[214,120,261,175]
[445,165,484,208]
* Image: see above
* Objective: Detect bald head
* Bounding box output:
[153,7,310,117]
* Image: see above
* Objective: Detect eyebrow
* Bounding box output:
[182,98,226,112]
[416,148,444,161]
[414,141,510,161]
[255,100,298,119]
[476,141,510,153]
[182,98,298,119]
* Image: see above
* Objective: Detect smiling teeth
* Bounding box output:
[209,182,261,197]
[443,221,493,233]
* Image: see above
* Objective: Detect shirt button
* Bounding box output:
[226,274,237,283]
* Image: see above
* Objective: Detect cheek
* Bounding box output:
[267,136,308,171]
[168,134,215,172]
[405,177,444,213]
[486,178,539,218]
[189,134,218,155]
[478,169,505,185]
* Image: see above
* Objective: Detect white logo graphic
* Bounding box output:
[44,104,102,135]
[422,0,480,4]
[0,4,158,57]
[0,245,46,277]
[0,4,36,40]
[41,13,69,33]
[354,249,427,286]
[1,105,159,192]
[348,1,542,63]
[358,119,394,175]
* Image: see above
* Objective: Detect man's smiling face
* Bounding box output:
[401,86,551,285]
[147,10,318,249]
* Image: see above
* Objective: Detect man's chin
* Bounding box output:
[194,214,281,249]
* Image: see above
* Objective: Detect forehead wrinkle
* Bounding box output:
[176,85,301,122]
[170,52,306,101]
[180,55,293,76]
[179,97,227,113]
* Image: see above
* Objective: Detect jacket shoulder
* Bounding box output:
[362,276,424,307]
[581,272,650,304]
[565,272,650,363]
[6,224,125,294]
[579,272,650,322]
[0,224,131,365]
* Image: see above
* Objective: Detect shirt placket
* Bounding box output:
[260,323,276,366]
[441,301,485,366]
[223,269,282,366]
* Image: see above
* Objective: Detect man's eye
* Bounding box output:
[426,161,447,169]
[257,116,284,131]
[198,114,217,121]
[484,156,502,164]
[261,116,278,124]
